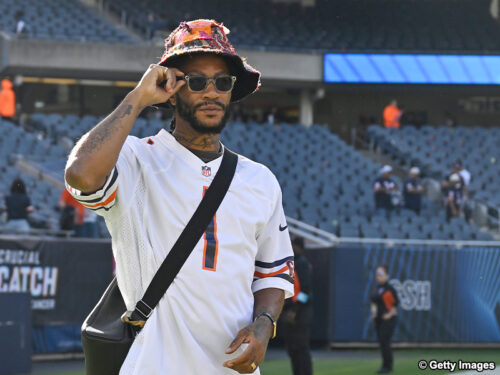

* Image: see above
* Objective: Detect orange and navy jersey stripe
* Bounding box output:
[254,256,294,285]
[65,167,119,212]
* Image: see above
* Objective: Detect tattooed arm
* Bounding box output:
[65,64,185,193]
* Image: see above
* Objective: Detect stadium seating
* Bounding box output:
[366,124,500,210]
[106,0,500,53]
[219,121,490,240]
[0,0,134,43]
[0,119,66,230]
[3,0,496,51]
[1,114,491,240]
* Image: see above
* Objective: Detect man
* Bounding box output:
[453,159,471,221]
[446,173,464,221]
[403,167,424,214]
[14,11,29,36]
[282,237,313,375]
[454,160,471,187]
[58,189,85,236]
[0,79,16,120]
[370,264,399,374]
[64,19,294,374]
[383,100,402,129]
[441,163,467,209]
[373,165,400,215]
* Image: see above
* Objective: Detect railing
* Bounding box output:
[287,216,500,249]
[329,237,500,248]
[286,216,337,246]
[0,227,74,238]
[486,204,500,231]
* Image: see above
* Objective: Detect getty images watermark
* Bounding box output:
[418,360,496,372]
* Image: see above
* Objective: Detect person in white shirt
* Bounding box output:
[454,159,471,187]
[64,19,294,375]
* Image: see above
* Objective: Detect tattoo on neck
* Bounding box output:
[172,132,220,151]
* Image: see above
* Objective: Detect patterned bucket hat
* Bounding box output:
[159,19,261,102]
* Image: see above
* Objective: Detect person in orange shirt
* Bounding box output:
[0,79,16,119]
[383,100,402,129]
[59,189,86,236]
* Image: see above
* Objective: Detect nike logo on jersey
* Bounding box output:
[279,224,288,231]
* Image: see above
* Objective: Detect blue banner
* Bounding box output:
[324,53,500,85]
[328,245,500,342]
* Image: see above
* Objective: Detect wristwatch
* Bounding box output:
[255,312,277,339]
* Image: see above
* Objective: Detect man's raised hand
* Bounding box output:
[132,64,185,109]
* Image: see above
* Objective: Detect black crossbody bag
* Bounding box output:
[81,148,238,375]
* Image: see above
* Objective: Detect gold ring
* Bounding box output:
[251,362,257,370]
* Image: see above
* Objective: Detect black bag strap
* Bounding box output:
[131,148,238,321]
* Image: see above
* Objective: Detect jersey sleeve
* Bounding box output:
[64,137,140,217]
[252,181,295,299]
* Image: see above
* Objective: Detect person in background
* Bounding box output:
[373,165,400,215]
[82,209,99,238]
[454,160,471,187]
[383,100,402,129]
[441,162,465,193]
[370,264,399,374]
[14,11,29,36]
[4,178,34,232]
[441,164,467,215]
[453,160,471,221]
[59,189,86,236]
[282,237,313,375]
[445,173,464,221]
[403,167,425,214]
[0,79,16,120]
[267,107,277,125]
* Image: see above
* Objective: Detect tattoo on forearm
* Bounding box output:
[78,104,134,154]
[123,104,132,118]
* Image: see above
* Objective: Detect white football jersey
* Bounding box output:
[66,129,294,375]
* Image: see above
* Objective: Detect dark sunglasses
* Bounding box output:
[176,75,237,92]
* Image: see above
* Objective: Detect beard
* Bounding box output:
[175,94,230,134]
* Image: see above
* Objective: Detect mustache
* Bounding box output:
[194,101,226,111]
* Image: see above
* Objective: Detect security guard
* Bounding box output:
[282,237,313,375]
[370,264,399,374]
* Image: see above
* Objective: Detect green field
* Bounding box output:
[262,349,500,375]
[41,349,500,375]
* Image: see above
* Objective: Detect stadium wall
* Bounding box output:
[307,245,500,344]
[0,236,113,353]
[1,238,498,354]
[0,35,322,83]
[4,36,500,127]
[315,84,500,130]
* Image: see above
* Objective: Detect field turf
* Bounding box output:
[34,349,500,375]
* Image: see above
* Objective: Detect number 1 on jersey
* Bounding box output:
[203,186,218,271]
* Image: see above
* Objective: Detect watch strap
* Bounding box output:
[255,312,277,339]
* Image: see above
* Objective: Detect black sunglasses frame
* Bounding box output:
[176,75,237,92]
